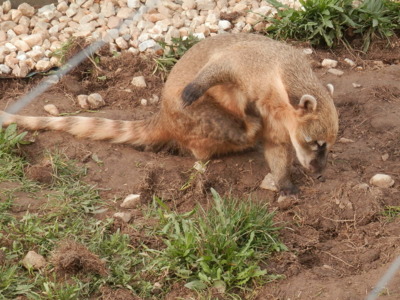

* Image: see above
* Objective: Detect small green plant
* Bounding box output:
[155,35,200,73]
[50,37,77,64]
[0,124,29,155]
[146,189,286,293]
[383,205,400,220]
[264,0,400,52]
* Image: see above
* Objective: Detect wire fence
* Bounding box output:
[0,1,399,298]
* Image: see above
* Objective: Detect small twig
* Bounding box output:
[322,250,355,268]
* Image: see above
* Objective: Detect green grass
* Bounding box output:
[263,0,400,52]
[145,189,286,294]
[383,205,400,220]
[0,124,285,299]
[154,35,200,73]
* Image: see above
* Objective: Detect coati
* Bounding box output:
[0,33,339,195]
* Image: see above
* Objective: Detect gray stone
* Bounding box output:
[131,75,147,88]
[114,212,132,223]
[87,93,105,108]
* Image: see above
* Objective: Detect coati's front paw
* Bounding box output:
[279,183,299,196]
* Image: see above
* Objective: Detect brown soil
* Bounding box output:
[1,40,400,299]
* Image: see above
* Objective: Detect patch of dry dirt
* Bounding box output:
[1,43,400,299]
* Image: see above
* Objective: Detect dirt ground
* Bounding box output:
[1,39,400,299]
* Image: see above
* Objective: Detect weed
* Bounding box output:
[264,0,400,52]
[154,35,200,73]
[383,205,400,220]
[146,189,286,294]
[0,123,29,155]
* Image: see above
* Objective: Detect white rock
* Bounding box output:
[113,212,132,223]
[22,251,46,270]
[66,7,78,18]
[193,32,205,39]
[44,104,59,116]
[121,194,141,208]
[0,64,11,74]
[35,60,52,72]
[12,62,30,77]
[5,43,17,52]
[57,2,69,13]
[183,0,196,10]
[303,48,313,55]
[370,174,394,188]
[218,20,232,30]
[352,83,362,88]
[1,21,17,32]
[27,49,44,61]
[138,39,156,52]
[233,2,248,12]
[260,173,278,192]
[11,9,23,22]
[38,4,56,21]
[115,37,129,49]
[149,94,159,104]
[87,93,105,109]
[327,68,344,76]
[117,7,133,19]
[344,58,356,67]
[13,24,29,35]
[339,137,354,143]
[77,95,89,109]
[128,0,141,8]
[131,75,147,88]
[46,74,59,84]
[2,1,11,14]
[382,153,389,161]
[101,1,115,18]
[196,0,216,10]
[321,58,338,68]
[140,98,148,106]
[0,30,6,42]
[23,34,43,48]
[14,40,31,52]
[107,16,121,29]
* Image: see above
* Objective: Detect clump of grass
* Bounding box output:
[146,189,286,293]
[263,0,400,52]
[383,205,400,220]
[154,35,200,73]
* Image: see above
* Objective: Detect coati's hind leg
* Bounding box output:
[179,100,262,159]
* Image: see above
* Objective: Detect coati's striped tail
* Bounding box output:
[0,111,167,146]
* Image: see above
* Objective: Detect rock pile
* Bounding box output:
[0,0,294,77]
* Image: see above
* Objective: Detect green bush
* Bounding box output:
[264,0,400,52]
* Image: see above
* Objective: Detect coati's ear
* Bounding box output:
[299,94,317,113]
[326,83,334,96]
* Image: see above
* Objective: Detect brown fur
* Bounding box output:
[0,33,338,194]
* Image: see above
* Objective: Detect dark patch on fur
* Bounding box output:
[182,83,206,106]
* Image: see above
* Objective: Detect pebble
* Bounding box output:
[121,194,141,208]
[352,83,362,88]
[22,251,46,270]
[381,153,389,161]
[344,58,356,67]
[113,212,132,223]
[370,174,395,188]
[321,58,338,68]
[140,98,148,106]
[43,104,60,116]
[327,68,344,76]
[339,137,354,143]
[131,75,147,88]
[259,173,278,192]
[87,93,105,108]
[303,48,313,55]
[77,94,90,109]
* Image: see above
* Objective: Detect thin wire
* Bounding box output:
[0,1,157,125]
[365,255,400,300]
